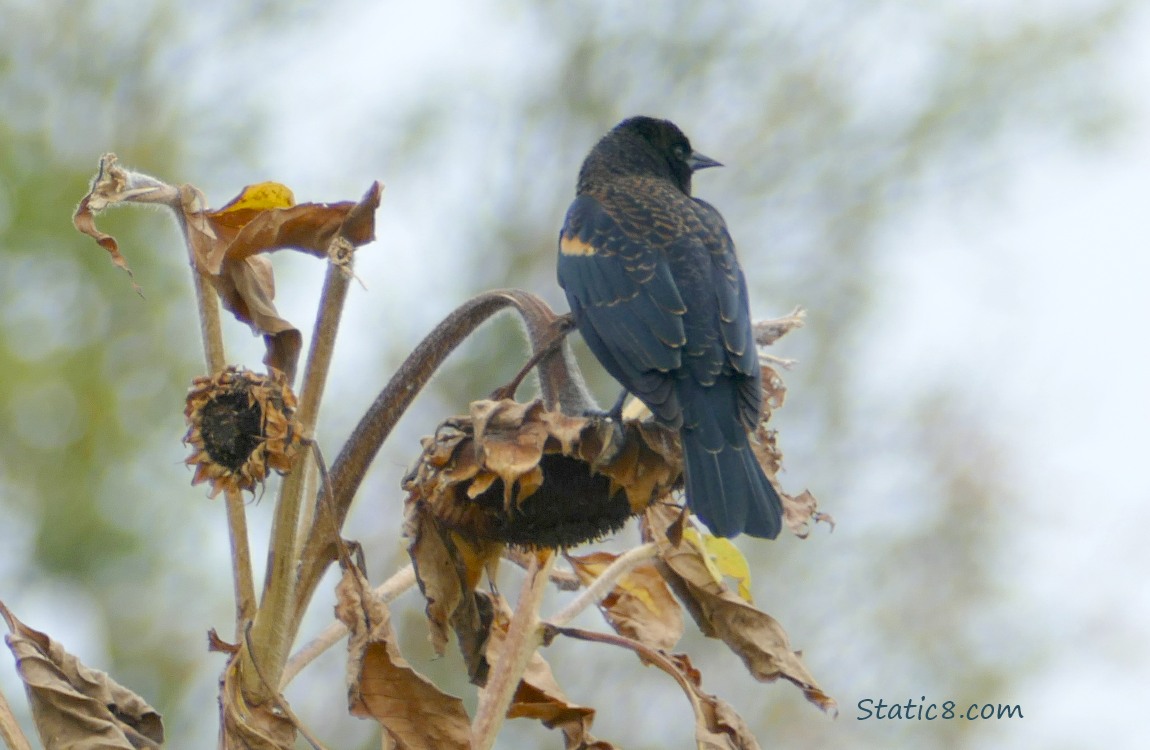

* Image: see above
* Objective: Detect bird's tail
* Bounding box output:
[679,385,783,539]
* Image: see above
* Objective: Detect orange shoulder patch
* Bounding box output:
[559,234,597,257]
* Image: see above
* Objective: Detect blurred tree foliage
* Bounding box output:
[0,1,204,714]
[0,1,1130,748]
[0,2,304,744]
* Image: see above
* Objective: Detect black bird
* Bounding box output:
[556,116,783,539]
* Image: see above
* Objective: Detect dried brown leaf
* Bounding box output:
[645,506,837,715]
[548,627,757,750]
[74,195,132,279]
[567,551,683,652]
[336,567,472,750]
[673,653,762,750]
[0,600,164,749]
[486,598,615,750]
[73,154,179,296]
[206,185,379,268]
[695,702,759,750]
[192,181,381,379]
[405,508,499,685]
[219,651,295,750]
[211,255,303,378]
[471,399,551,508]
[783,489,835,538]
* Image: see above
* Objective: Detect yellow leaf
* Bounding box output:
[683,528,754,603]
[216,181,296,213]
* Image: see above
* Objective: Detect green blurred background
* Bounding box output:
[2,1,1147,747]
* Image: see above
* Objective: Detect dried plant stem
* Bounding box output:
[548,543,658,628]
[279,563,417,689]
[245,239,353,704]
[0,682,33,750]
[225,488,257,631]
[190,266,227,373]
[177,207,256,643]
[546,625,706,720]
[472,551,555,750]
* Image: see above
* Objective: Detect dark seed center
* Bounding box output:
[200,390,264,472]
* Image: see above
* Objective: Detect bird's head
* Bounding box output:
[608,116,722,194]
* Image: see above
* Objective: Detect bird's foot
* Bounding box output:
[583,389,628,422]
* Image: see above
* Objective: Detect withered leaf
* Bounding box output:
[0,600,164,749]
[783,489,835,538]
[404,507,499,685]
[681,529,755,604]
[336,566,472,750]
[548,627,757,750]
[74,156,382,382]
[471,399,550,509]
[567,551,683,652]
[218,652,296,750]
[645,506,837,715]
[486,597,615,750]
[191,181,381,273]
[191,181,382,381]
[667,653,761,750]
[73,195,134,287]
[73,154,179,296]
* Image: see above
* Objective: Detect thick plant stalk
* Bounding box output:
[243,237,353,704]
[472,552,555,750]
[224,488,257,629]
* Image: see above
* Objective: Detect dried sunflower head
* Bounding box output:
[183,366,300,497]
[403,398,681,549]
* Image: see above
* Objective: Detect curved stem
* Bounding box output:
[545,625,706,722]
[490,314,576,402]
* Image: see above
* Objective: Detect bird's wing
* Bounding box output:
[691,198,758,378]
[686,198,763,432]
[557,193,686,415]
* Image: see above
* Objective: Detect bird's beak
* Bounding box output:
[687,151,723,171]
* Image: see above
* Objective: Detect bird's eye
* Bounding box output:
[673,145,687,161]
